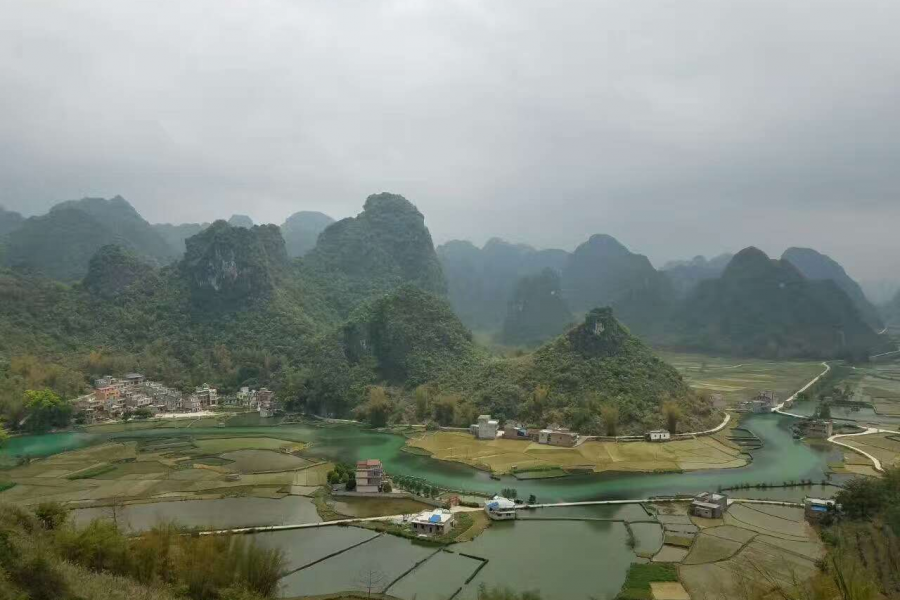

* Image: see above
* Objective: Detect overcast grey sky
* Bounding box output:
[2,1,899,281]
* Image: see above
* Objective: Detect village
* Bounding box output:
[71,373,281,423]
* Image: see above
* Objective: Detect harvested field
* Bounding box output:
[653,545,690,563]
[840,433,900,469]
[657,352,825,406]
[219,449,311,473]
[192,437,296,454]
[327,496,433,518]
[724,504,809,540]
[683,534,743,564]
[406,431,746,475]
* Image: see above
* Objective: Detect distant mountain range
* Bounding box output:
[0,197,336,281]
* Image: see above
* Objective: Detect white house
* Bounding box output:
[410,509,455,535]
[484,496,517,520]
[646,430,671,442]
[474,415,499,440]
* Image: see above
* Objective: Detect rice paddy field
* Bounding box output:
[839,432,900,470]
[673,503,824,599]
[406,430,747,475]
[656,351,826,406]
[0,436,330,508]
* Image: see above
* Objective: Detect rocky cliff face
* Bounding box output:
[181,221,288,307]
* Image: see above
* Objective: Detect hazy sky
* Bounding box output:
[2,1,899,281]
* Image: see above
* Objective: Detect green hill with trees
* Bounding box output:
[782,246,883,331]
[500,268,574,346]
[280,210,335,257]
[3,197,178,281]
[669,247,881,359]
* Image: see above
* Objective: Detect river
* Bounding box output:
[1,412,843,503]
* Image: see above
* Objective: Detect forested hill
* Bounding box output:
[669,247,882,359]
[661,253,733,298]
[2,196,179,281]
[281,211,335,257]
[781,246,884,331]
[0,193,447,403]
[437,238,568,332]
[301,193,446,315]
[302,287,712,434]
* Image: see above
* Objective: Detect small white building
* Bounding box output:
[484,496,517,521]
[411,509,456,535]
[474,414,499,440]
[646,430,671,442]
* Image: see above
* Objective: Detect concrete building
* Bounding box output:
[646,430,671,442]
[484,496,517,520]
[538,427,578,447]
[804,419,834,439]
[690,492,729,519]
[355,459,383,493]
[194,384,218,408]
[503,423,529,440]
[804,497,837,521]
[411,509,455,536]
[473,415,499,440]
[123,373,145,386]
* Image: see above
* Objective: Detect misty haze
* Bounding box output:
[1,3,899,600]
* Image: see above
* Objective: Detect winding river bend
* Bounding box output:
[1,412,843,503]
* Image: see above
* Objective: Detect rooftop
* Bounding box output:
[412,508,454,525]
[356,459,382,468]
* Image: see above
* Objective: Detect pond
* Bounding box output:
[2,413,842,504]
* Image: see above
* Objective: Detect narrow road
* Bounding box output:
[828,427,892,473]
[773,361,830,418]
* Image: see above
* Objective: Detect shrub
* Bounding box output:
[33,502,69,530]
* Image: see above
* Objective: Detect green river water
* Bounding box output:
[0,413,843,503]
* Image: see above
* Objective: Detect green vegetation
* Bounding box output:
[22,389,73,433]
[782,247,884,331]
[3,196,177,281]
[500,268,573,347]
[476,584,542,600]
[671,247,882,359]
[82,244,155,299]
[280,210,334,258]
[65,463,117,479]
[437,238,568,333]
[0,502,285,600]
[616,563,678,600]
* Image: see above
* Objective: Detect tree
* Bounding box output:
[22,389,72,433]
[356,386,393,427]
[432,393,459,426]
[414,384,431,421]
[819,402,832,420]
[0,426,9,448]
[528,494,536,505]
[355,562,386,600]
[661,401,682,434]
[600,404,620,436]
[501,487,518,500]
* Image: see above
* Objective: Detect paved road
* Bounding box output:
[773,361,830,419]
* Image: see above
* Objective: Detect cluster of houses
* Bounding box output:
[470,414,580,447]
[737,390,778,413]
[72,374,278,423]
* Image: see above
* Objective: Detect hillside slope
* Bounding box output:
[500,268,573,346]
[782,246,883,331]
[438,238,568,332]
[281,210,335,257]
[3,197,177,281]
[672,247,880,359]
[562,234,673,335]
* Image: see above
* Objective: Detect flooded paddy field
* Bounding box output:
[71,495,321,533]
